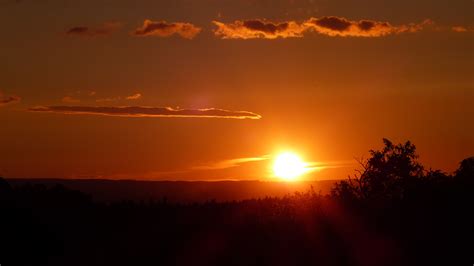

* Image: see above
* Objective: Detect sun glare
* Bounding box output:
[273,152,307,181]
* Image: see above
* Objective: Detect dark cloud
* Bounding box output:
[29,106,262,119]
[243,20,289,34]
[213,19,306,39]
[358,20,382,31]
[66,26,89,35]
[214,17,433,39]
[133,20,201,39]
[0,93,20,106]
[304,17,433,37]
[311,16,352,32]
[65,22,122,37]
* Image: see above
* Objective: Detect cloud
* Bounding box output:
[65,22,122,37]
[95,92,141,102]
[133,20,201,39]
[61,96,80,103]
[213,20,306,39]
[304,17,433,37]
[194,156,271,170]
[0,92,20,106]
[95,97,121,103]
[452,26,472,32]
[125,93,142,100]
[306,160,355,170]
[193,155,355,173]
[213,17,433,39]
[29,106,262,119]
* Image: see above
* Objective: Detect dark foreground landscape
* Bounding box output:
[6,179,338,203]
[1,140,473,266]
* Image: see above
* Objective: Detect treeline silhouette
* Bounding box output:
[1,139,472,266]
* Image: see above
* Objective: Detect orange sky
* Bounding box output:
[0,0,473,180]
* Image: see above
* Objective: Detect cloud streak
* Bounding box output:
[194,156,271,170]
[133,20,201,39]
[65,22,122,37]
[0,93,20,106]
[125,93,142,100]
[305,160,355,171]
[213,17,433,39]
[451,26,473,32]
[29,106,262,119]
[193,155,354,173]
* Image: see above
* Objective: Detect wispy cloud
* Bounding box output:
[0,92,20,106]
[29,106,262,119]
[133,20,202,39]
[193,155,354,173]
[193,156,271,170]
[213,17,433,39]
[94,92,141,102]
[65,22,122,37]
[451,26,473,32]
[305,160,355,171]
[95,97,121,103]
[125,93,142,100]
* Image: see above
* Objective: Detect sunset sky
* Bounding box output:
[0,0,473,180]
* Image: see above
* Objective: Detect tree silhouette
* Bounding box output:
[332,138,424,201]
[455,156,474,183]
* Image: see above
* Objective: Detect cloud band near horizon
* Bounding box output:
[193,155,355,172]
[28,106,262,119]
[0,93,20,106]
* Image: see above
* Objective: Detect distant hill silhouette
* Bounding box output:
[6,179,338,203]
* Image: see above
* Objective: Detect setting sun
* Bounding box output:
[273,152,308,181]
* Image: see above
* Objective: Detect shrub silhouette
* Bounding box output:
[332,138,425,201]
[455,156,474,183]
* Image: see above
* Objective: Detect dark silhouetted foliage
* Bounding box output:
[332,138,424,201]
[455,156,474,183]
[0,140,473,266]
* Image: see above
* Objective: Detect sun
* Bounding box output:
[273,152,308,181]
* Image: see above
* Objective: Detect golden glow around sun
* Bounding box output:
[273,152,308,181]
